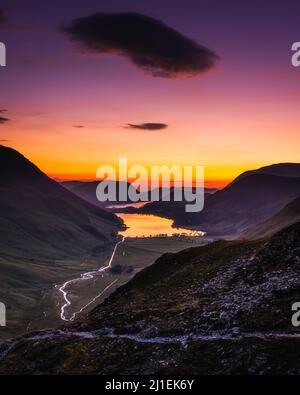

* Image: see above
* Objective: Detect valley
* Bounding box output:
[1,1,300,376]
[1,222,300,374]
[1,146,300,374]
[0,215,209,342]
[54,232,210,326]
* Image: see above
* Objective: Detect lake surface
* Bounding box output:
[117,213,204,238]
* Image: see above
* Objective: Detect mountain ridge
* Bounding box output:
[0,145,122,340]
[227,162,300,188]
[136,171,300,236]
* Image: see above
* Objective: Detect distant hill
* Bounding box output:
[139,172,300,236]
[59,180,83,189]
[227,163,300,187]
[62,182,218,209]
[0,145,122,260]
[242,196,300,239]
[134,188,211,219]
[61,180,137,207]
[134,164,300,236]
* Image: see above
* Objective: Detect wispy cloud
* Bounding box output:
[0,117,10,124]
[126,123,168,131]
[61,12,218,78]
[73,125,85,129]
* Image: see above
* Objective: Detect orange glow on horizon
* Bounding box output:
[50,172,230,189]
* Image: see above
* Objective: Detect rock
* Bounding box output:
[231,327,240,337]
[141,326,159,339]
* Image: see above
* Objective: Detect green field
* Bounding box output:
[0,235,212,343]
[0,248,113,342]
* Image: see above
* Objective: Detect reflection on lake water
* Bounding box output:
[107,202,148,209]
[117,213,205,238]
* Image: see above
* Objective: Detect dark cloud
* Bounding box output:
[61,12,217,78]
[0,109,8,113]
[73,125,85,129]
[126,123,168,131]
[0,139,8,142]
[0,117,10,124]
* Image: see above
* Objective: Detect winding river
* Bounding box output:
[59,238,125,321]
[58,213,203,322]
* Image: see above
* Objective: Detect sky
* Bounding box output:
[0,0,300,187]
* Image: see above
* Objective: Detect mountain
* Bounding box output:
[131,189,212,219]
[59,180,83,189]
[61,180,138,207]
[152,186,218,198]
[0,145,122,340]
[62,182,218,210]
[242,196,300,239]
[0,146,122,260]
[1,222,300,374]
[135,163,300,236]
[139,171,300,236]
[227,163,300,187]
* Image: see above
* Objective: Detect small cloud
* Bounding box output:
[31,112,44,116]
[61,12,218,78]
[126,123,168,131]
[73,125,85,129]
[0,117,10,124]
[0,109,8,114]
[0,139,9,142]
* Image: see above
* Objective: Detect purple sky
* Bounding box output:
[0,0,300,185]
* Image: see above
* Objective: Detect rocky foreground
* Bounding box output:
[1,223,300,374]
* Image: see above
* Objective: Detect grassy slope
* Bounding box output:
[1,224,300,374]
[243,196,300,239]
[0,146,122,340]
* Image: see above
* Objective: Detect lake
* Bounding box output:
[117,213,204,238]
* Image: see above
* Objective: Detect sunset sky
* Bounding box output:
[0,0,300,187]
